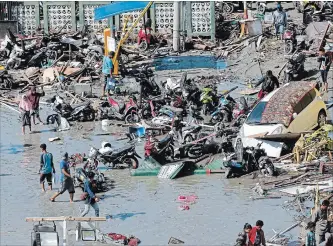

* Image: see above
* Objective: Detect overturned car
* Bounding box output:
[236,81,327,158]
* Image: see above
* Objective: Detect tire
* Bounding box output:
[120,53,129,64]
[164,145,175,161]
[317,111,326,128]
[211,115,221,124]
[4,78,13,89]
[184,135,194,144]
[125,112,140,124]
[284,41,293,55]
[141,108,152,119]
[266,166,274,176]
[122,156,139,169]
[139,40,148,52]
[187,145,203,158]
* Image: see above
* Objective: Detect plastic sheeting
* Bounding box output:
[94,1,149,20]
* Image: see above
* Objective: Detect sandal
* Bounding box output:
[50,198,55,202]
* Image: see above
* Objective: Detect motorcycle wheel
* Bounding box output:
[187,145,203,159]
[120,53,129,64]
[266,166,274,176]
[4,77,13,89]
[184,135,194,144]
[211,115,221,124]
[138,40,148,52]
[141,108,152,119]
[0,50,6,60]
[122,156,139,169]
[125,113,140,124]
[284,41,294,55]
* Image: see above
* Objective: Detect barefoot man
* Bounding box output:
[39,143,55,191]
[50,152,75,203]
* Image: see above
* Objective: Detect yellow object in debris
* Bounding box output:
[293,124,333,163]
[104,28,111,56]
[0,65,4,70]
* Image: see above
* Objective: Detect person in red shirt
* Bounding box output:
[27,86,45,125]
[248,220,266,246]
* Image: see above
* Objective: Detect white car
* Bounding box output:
[236,81,328,158]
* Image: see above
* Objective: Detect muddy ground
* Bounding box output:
[0,2,332,245]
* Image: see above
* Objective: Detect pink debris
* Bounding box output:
[178,205,190,211]
[178,195,198,202]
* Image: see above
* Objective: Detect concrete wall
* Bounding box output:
[0,21,17,40]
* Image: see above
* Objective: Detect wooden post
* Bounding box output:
[63,220,67,246]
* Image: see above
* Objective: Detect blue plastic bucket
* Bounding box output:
[129,126,145,137]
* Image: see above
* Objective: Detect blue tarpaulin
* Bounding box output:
[94,1,149,20]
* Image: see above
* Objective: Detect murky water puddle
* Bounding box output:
[0,106,299,245]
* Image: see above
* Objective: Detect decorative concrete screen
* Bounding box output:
[191,2,211,34]
[155,2,174,32]
[82,3,109,31]
[47,4,73,32]
[119,11,144,33]
[12,4,38,36]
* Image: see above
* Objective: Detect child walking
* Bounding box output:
[305,222,316,246]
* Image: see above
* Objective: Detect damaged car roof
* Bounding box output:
[260,81,317,126]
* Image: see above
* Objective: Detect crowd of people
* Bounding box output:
[38,144,100,218]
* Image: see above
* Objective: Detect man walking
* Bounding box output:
[39,144,55,192]
[81,172,100,217]
[273,3,287,40]
[318,49,332,92]
[312,200,330,245]
[102,51,115,97]
[50,152,75,203]
[27,85,45,125]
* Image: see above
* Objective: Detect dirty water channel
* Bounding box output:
[0,105,302,246]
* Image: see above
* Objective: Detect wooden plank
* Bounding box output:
[26,217,106,222]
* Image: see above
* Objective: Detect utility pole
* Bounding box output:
[173,1,180,52]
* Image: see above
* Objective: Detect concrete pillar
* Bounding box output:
[173,1,180,52]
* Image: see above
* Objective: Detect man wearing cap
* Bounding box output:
[50,152,75,203]
[27,85,45,125]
